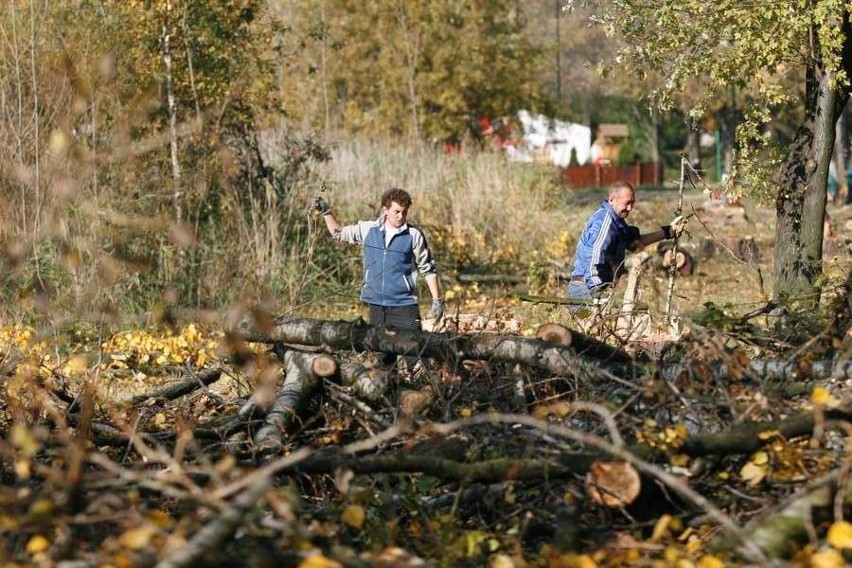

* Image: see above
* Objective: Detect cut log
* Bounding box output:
[535,323,572,347]
[661,249,695,276]
[229,317,634,380]
[585,461,642,508]
[650,359,852,383]
[398,387,435,419]
[253,349,325,454]
[310,354,338,378]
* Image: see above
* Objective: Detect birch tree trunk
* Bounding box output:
[229,316,632,378]
[162,5,182,225]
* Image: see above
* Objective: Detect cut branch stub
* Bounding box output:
[535,323,573,347]
[585,461,641,508]
[310,354,338,378]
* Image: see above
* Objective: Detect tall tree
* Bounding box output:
[274,0,548,142]
[595,0,852,305]
[102,0,276,220]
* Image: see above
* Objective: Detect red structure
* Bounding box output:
[561,163,664,189]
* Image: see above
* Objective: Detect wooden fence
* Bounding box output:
[561,163,664,189]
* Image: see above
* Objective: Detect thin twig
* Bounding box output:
[665,157,686,325]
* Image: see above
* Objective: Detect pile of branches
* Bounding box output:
[1,299,850,566]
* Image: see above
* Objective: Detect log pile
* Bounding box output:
[6,307,848,566]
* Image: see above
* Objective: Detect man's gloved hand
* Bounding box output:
[428,298,444,321]
[662,215,688,239]
[313,196,332,215]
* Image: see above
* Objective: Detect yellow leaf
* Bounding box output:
[757,429,781,440]
[341,504,365,529]
[811,387,841,408]
[154,413,167,428]
[826,520,852,549]
[14,459,31,479]
[650,514,674,542]
[809,549,845,568]
[812,387,830,404]
[531,402,571,419]
[119,525,156,550]
[751,451,769,465]
[459,407,473,418]
[148,510,173,529]
[739,462,767,486]
[26,535,50,554]
[696,555,725,568]
[671,454,690,467]
[298,555,343,568]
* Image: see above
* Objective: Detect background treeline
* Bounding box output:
[0,0,783,322]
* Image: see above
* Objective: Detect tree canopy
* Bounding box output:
[274,0,548,142]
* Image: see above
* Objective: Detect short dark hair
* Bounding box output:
[381,187,412,209]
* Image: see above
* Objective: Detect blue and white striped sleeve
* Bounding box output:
[588,215,614,287]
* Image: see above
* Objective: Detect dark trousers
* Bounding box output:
[367,304,422,369]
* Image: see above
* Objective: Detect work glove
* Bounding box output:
[313,196,332,215]
[662,215,688,239]
[428,298,444,321]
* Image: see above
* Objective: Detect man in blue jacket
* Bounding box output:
[567,180,687,302]
[314,188,443,372]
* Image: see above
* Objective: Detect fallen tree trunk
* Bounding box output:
[681,403,852,457]
[253,349,335,454]
[229,317,633,382]
[653,359,852,383]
